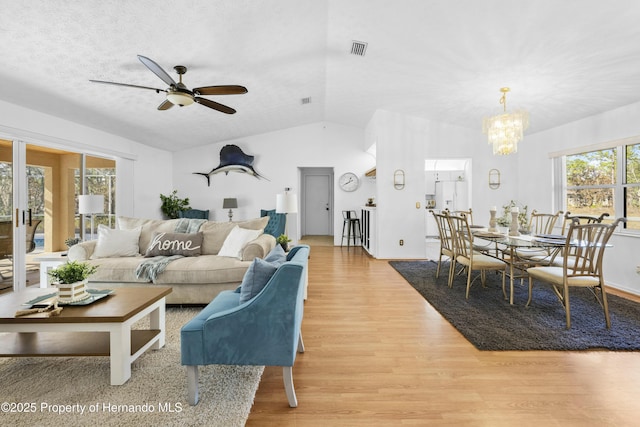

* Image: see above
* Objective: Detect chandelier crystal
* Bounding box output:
[482,88,529,155]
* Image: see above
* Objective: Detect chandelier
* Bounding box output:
[482,87,529,155]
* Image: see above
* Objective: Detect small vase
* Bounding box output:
[55,279,89,303]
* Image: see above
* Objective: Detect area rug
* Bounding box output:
[0,307,264,426]
[390,260,640,351]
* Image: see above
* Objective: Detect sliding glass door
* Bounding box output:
[0,139,14,292]
[0,139,116,292]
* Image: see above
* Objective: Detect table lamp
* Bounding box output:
[276,188,298,237]
[78,194,104,240]
[223,198,238,222]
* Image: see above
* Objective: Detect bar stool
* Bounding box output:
[341,210,361,250]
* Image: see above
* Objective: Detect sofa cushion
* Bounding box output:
[200,217,269,255]
[239,258,278,304]
[218,226,263,259]
[263,244,286,265]
[83,257,150,283]
[118,216,180,254]
[145,232,203,257]
[152,255,252,284]
[91,225,142,259]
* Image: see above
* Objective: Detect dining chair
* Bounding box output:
[515,210,563,265]
[431,210,454,283]
[447,212,507,299]
[526,217,624,329]
[554,211,610,267]
[560,211,610,235]
[452,208,473,225]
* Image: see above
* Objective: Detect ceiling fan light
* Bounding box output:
[167,91,194,106]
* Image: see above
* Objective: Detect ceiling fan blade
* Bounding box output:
[193,85,248,96]
[137,55,176,87]
[195,97,236,114]
[89,80,166,92]
[157,99,174,110]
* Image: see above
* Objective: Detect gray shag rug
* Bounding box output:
[390,260,640,351]
[0,307,263,426]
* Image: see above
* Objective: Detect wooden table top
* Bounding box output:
[0,286,172,324]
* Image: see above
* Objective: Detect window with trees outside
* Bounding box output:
[563,143,640,231]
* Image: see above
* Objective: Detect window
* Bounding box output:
[625,143,640,230]
[559,143,639,231]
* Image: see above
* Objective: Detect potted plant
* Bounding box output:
[160,190,191,219]
[65,237,81,248]
[48,261,98,303]
[276,234,291,251]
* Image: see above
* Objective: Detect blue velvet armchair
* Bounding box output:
[180,245,310,407]
[260,209,286,238]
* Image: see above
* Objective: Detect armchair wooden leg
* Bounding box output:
[297,332,305,353]
[187,365,200,405]
[283,366,298,408]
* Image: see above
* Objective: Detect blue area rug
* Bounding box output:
[390,260,640,351]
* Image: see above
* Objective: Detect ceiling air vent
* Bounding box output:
[350,40,368,56]
[301,97,312,105]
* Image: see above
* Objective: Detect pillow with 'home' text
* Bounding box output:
[144,232,203,257]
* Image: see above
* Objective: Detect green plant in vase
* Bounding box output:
[48,261,98,303]
[276,234,291,251]
[496,200,529,231]
[48,261,97,285]
[160,190,190,219]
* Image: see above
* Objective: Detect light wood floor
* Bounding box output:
[247,244,640,426]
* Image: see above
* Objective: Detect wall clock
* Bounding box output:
[339,172,360,192]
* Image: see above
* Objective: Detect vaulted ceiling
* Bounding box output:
[2,0,640,151]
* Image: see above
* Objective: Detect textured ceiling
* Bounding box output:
[2,0,640,151]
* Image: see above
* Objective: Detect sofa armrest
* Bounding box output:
[242,233,276,261]
[67,240,97,261]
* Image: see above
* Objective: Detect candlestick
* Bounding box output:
[489,209,498,232]
[509,211,520,236]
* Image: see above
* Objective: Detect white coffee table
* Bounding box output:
[0,286,171,385]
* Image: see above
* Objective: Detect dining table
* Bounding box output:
[473,231,567,304]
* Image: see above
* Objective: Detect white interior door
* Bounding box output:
[302,169,333,236]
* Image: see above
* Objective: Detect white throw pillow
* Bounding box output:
[91,224,142,259]
[217,226,263,259]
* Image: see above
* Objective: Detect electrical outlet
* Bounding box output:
[636,265,640,275]
[399,239,404,246]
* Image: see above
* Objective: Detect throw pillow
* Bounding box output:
[263,243,286,266]
[239,258,278,304]
[144,232,203,257]
[218,226,263,259]
[91,224,142,259]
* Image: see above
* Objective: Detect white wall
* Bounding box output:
[0,99,173,219]
[172,122,374,244]
[519,101,640,295]
[367,109,520,258]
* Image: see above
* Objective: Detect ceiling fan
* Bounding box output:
[90,55,247,114]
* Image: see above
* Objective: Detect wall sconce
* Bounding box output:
[489,169,500,189]
[393,169,405,190]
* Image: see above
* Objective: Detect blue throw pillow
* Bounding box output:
[239,258,278,304]
[264,244,286,266]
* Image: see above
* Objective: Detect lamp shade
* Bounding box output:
[276,192,298,214]
[223,198,238,209]
[78,194,104,215]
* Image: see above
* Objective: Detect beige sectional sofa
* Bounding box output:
[67,216,276,304]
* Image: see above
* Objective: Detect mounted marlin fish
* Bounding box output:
[194,144,268,187]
